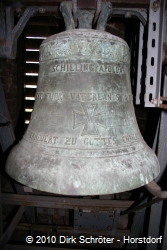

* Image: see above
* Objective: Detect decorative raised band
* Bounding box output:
[40,38,130,64]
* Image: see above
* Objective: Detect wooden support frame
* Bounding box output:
[126,209,146,249]
[0,79,15,152]
[0,193,133,249]
[0,206,25,249]
[0,5,37,59]
[0,79,34,225]
[1,193,134,211]
[14,183,34,224]
[15,223,130,236]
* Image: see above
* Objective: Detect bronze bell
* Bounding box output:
[5,28,160,195]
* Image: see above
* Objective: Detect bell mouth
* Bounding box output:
[6,140,159,195]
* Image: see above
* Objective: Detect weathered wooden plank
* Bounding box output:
[1,0,150,8]
[0,81,34,225]
[15,223,130,236]
[0,206,25,249]
[146,201,163,250]
[126,210,146,249]
[1,193,134,211]
[13,183,34,224]
[0,79,15,152]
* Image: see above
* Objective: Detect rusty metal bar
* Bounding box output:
[126,209,146,249]
[159,96,167,109]
[159,104,167,109]
[160,96,167,101]
[145,181,167,198]
[121,197,164,215]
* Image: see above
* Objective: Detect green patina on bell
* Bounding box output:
[6,28,160,195]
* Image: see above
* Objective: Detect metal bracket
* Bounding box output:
[74,210,114,230]
[74,209,120,232]
[159,96,167,109]
[112,8,147,26]
[136,22,145,104]
[144,0,166,107]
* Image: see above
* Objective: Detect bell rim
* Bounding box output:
[6,142,160,195]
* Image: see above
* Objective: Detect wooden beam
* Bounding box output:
[1,0,150,8]
[14,183,34,224]
[1,193,134,211]
[15,223,130,236]
[0,79,15,152]
[126,210,146,249]
[0,78,34,225]
[0,206,25,249]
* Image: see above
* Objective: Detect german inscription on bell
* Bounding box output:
[52,63,125,74]
[28,29,139,155]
